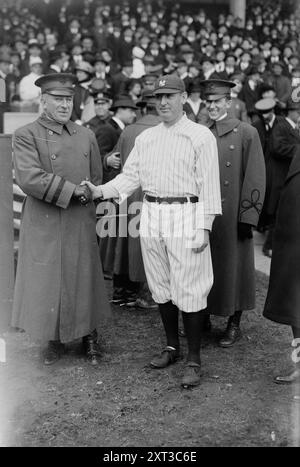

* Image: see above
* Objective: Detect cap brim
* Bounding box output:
[94,98,110,103]
[45,89,75,97]
[204,93,231,101]
[153,88,184,94]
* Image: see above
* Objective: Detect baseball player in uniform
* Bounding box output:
[83,75,222,388]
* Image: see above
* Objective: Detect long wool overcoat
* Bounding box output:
[263,149,300,328]
[12,114,111,343]
[206,116,265,316]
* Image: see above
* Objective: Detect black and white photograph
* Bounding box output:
[0,0,300,450]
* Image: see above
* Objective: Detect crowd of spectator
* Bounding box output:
[0,0,300,130]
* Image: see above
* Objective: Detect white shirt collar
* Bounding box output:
[268,114,276,128]
[286,117,296,129]
[112,116,125,130]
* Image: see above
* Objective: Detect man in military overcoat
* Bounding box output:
[202,79,266,347]
[12,73,111,365]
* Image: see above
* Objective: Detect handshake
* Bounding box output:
[73,180,103,205]
[72,184,93,206]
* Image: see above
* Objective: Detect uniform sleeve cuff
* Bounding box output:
[203,215,215,231]
[56,181,76,208]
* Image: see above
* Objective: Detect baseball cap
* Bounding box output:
[153,75,186,94]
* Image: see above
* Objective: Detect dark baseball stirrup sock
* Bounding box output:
[182,311,206,365]
[158,301,179,350]
[228,310,243,327]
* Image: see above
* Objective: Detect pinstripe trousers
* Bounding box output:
[139,200,213,313]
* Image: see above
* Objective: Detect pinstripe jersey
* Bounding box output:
[101,114,222,222]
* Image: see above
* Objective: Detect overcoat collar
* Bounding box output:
[207,116,240,136]
[38,113,74,135]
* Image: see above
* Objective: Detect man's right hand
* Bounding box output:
[72,185,92,205]
[80,181,103,200]
[106,152,121,169]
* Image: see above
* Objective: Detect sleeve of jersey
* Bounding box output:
[13,131,76,209]
[195,131,222,230]
[101,139,141,202]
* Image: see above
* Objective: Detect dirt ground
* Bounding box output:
[1,271,300,447]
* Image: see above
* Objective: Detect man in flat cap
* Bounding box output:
[12,73,111,365]
[201,79,266,347]
[82,74,222,388]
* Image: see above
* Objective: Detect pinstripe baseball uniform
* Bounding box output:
[100,114,222,312]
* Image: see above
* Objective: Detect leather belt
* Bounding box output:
[144,194,198,204]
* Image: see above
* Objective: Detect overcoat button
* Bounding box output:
[48,130,53,135]
[229,145,235,150]
[73,130,77,134]
[51,154,56,160]
[84,152,88,157]
[233,128,238,133]
[226,162,231,167]
[224,181,229,186]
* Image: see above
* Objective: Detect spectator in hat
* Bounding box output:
[201,78,265,347]
[84,92,126,176]
[141,73,158,92]
[19,56,43,110]
[224,53,238,80]
[183,81,205,123]
[175,57,191,88]
[93,54,113,91]
[228,73,248,122]
[268,44,282,68]
[200,56,220,81]
[237,51,252,74]
[127,79,142,103]
[103,96,138,180]
[71,61,94,124]
[269,61,292,110]
[81,34,96,54]
[110,61,133,97]
[180,45,196,66]
[22,40,43,76]
[47,50,64,74]
[100,48,119,76]
[239,65,262,119]
[70,43,83,68]
[288,55,300,78]
[215,50,226,74]
[12,72,111,366]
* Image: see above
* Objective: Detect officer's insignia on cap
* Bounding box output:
[159,79,166,87]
